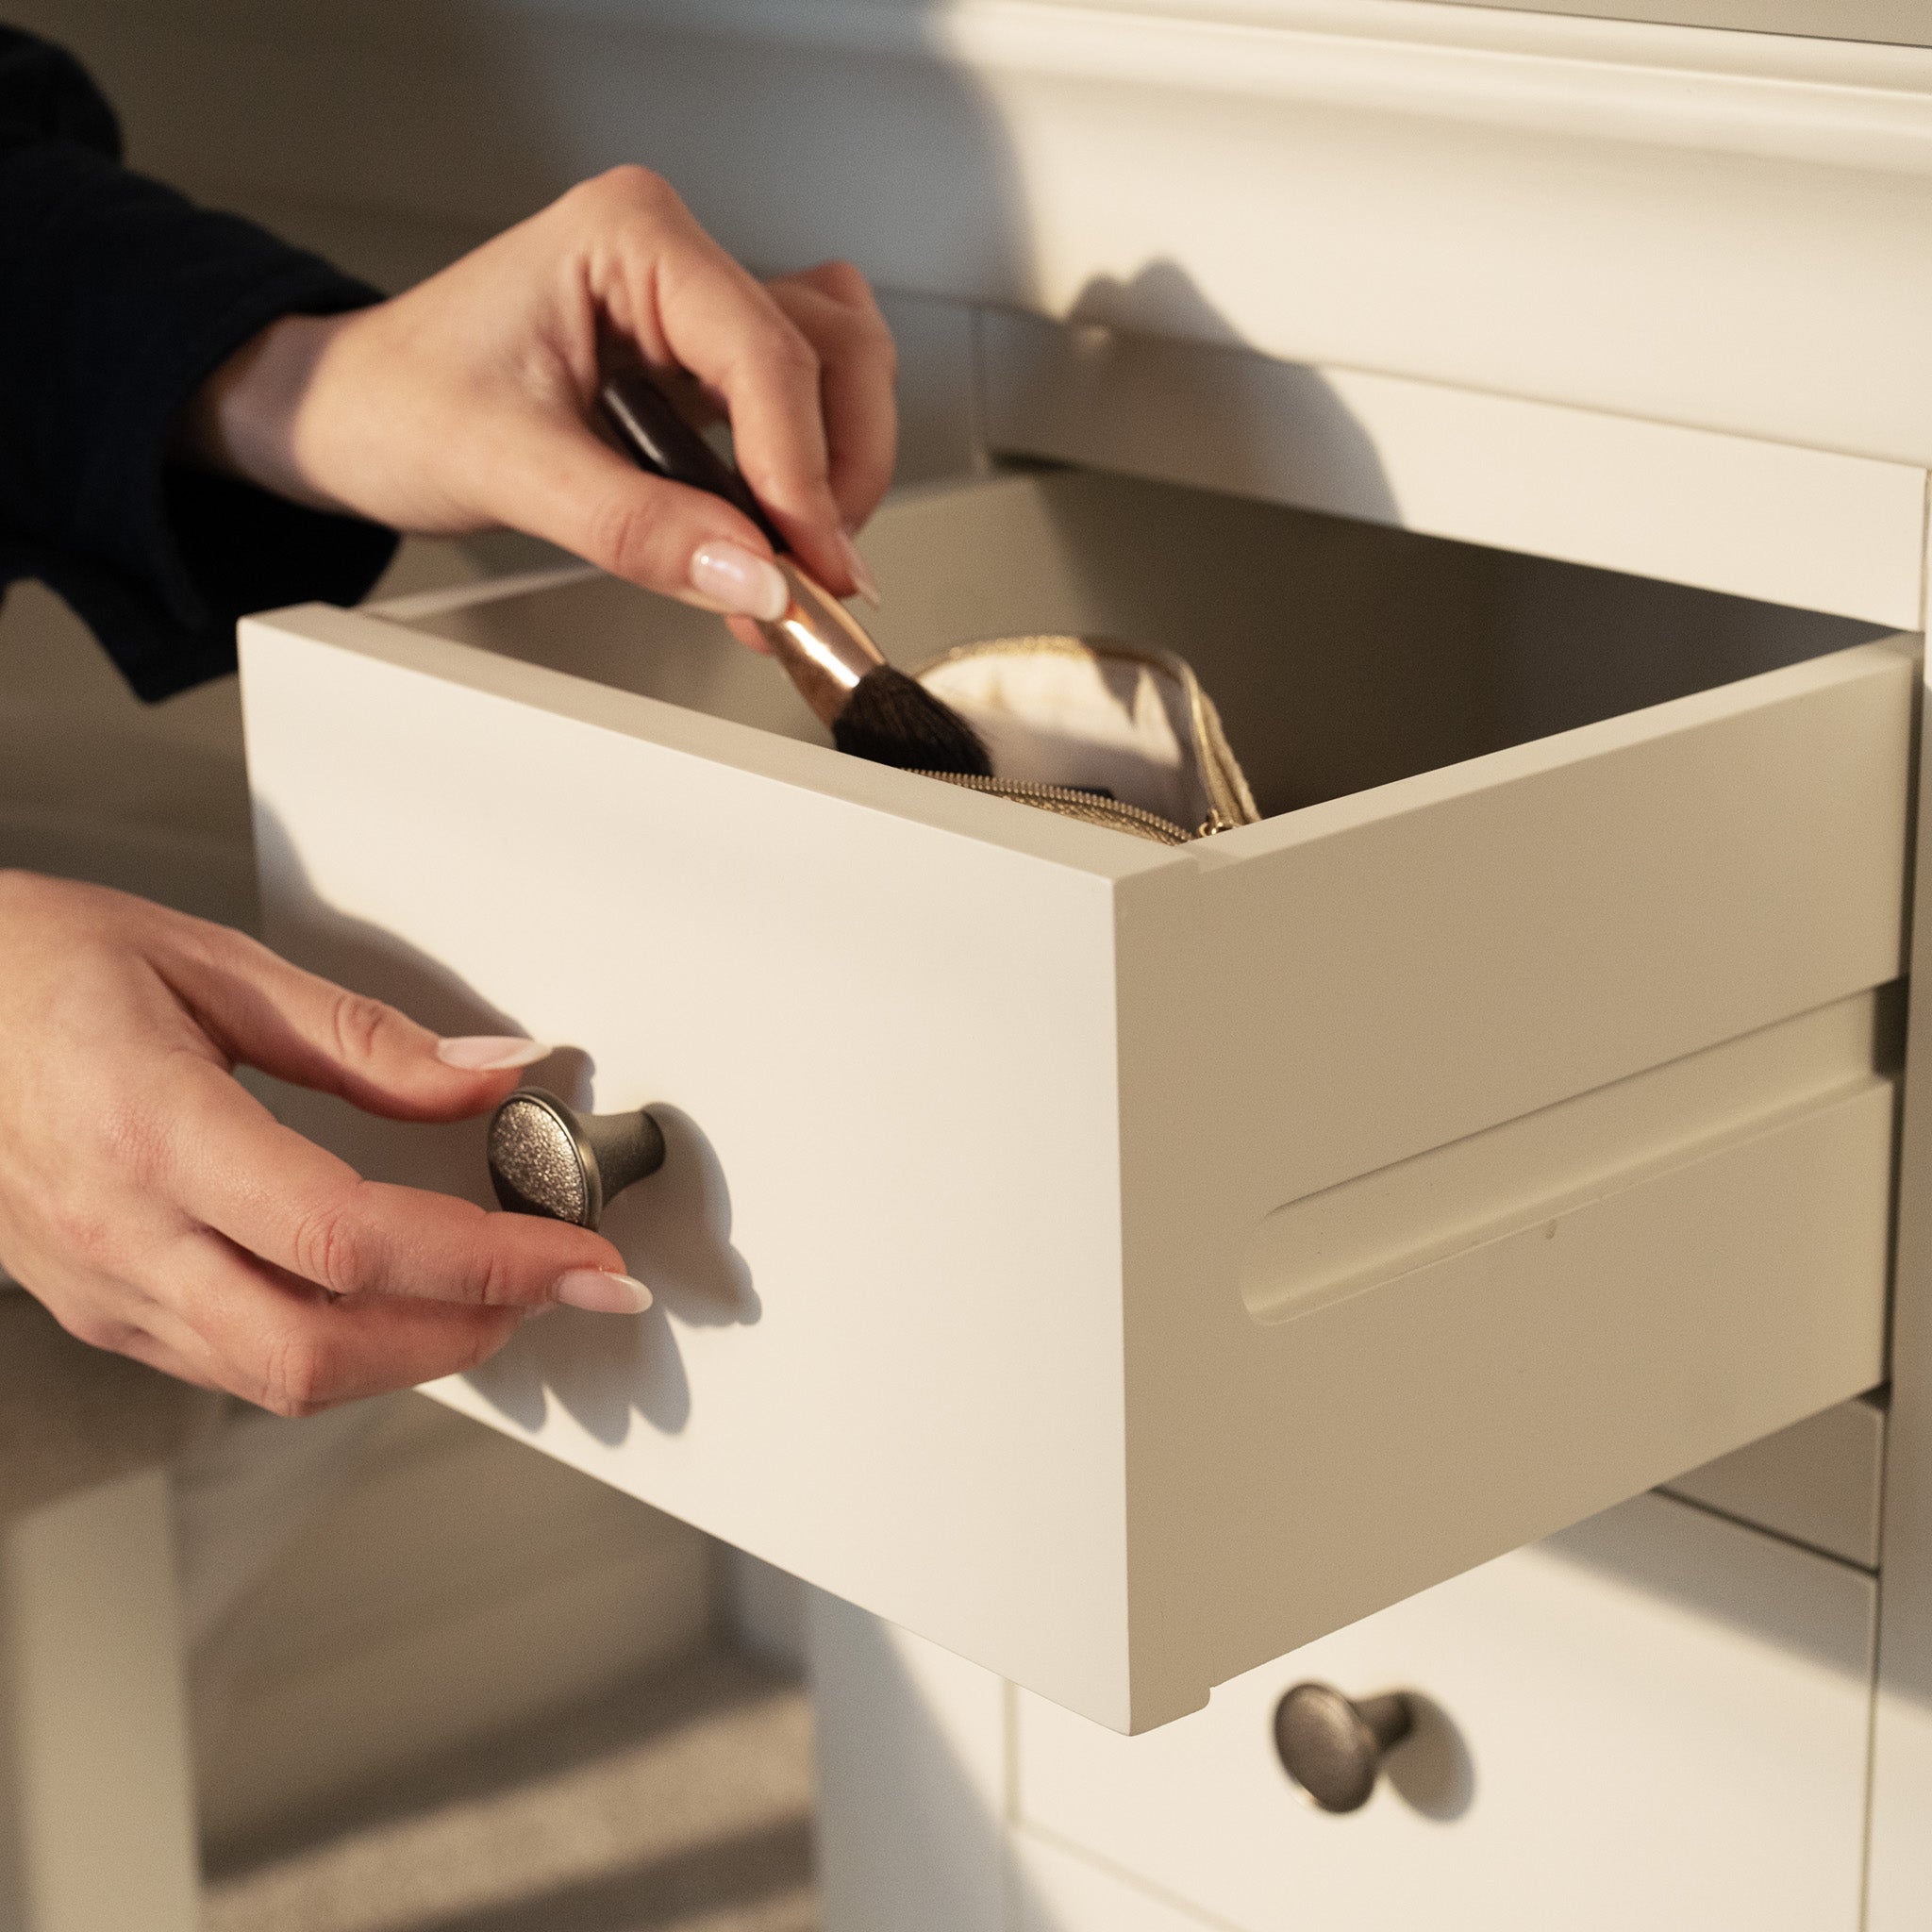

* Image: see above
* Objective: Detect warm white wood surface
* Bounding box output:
[1237,994,1890,1326]
[1662,1396,1885,1570]
[1416,0,1932,43]
[246,469,1908,1729]
[243,593,1151,1728]
[809,1490,1879,1931]
[1009,1839,1219,1932]
[35,0,1932,467]
[1107,629,1906,1713]
[0,1471,199,1932]
[1016,1493,1876,1932]
[1864,626,1932,1928]
[981,311,1929,627]
[809,1590,1009,1932]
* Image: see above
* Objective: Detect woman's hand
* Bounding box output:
[176,166,895,630]
[0,873,645,1416]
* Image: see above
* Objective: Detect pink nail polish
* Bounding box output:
[437,1037,550,1072]
[691,541,790,622]
[554,1269,653,1315]
[839,531,882,608]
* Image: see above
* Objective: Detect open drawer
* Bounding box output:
[242,467,1909,1733]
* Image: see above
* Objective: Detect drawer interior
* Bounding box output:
[391,465,1888,819]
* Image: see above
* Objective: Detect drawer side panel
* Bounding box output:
[1117,642,1908,1722]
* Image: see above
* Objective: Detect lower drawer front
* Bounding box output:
[1015,1493,1875,1932]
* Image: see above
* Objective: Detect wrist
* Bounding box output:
[173,309,358,514]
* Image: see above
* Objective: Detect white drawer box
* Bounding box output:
[1014,1492,1878,1932]
[242,467,1907,1731]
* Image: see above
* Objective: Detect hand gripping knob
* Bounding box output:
[487,1088,666,1231]
[1273,1681,1415,1814]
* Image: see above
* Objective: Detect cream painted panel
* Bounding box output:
[47,0,1932,467]
[979,312,1928,626]
[1865,608,1932,1926]
[243,470,1908,1729]
[1416,0,1932,44]
[1238,994,1891,1326]
[809,1591,1008,1932]
[0,1472,199,1932]
[242,611,1144,1729]
[1662,1396,1885,1568]
[1012,1835,1222,1932]
[1017,1494,1875,1932]
[879,291,987,483]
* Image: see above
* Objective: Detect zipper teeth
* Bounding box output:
[913,635,1260,834]
[917,771,1193,843]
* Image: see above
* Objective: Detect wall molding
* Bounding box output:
[498,0,1932,176]
[35,0,1932,462]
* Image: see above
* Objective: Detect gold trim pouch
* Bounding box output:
[914,636,1260,846]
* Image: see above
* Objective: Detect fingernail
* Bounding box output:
[839,531,881,608]
[437,1036,550,1072]
[690,541,789,622]
[555,1269,653,1315]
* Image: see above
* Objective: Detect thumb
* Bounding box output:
[163,924,548,1123]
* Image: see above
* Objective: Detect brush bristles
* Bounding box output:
[832,666,993,777]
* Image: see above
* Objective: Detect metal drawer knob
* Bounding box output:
[487,1088,666,1230]
[1273,1681,1415,1814]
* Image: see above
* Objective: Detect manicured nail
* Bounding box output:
[436,1036,550,1072]
[690,541,789,622]
[554,1269,653,1315]
[839,531,881,608]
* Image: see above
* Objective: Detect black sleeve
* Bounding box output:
[0,28,399,701]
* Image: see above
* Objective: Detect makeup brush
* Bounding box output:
[599,368,991,777]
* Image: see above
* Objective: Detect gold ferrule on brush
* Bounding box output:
[754,558,888,727]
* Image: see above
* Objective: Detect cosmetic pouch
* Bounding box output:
[914,635,1260,845]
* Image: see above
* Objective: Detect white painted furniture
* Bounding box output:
[812,1491,1878,1931]
[21,0,1924,1916]
[244,450,1904,1735]
[0,1473,199,1932]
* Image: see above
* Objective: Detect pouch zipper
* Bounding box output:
[914,634,1259,839]
[918,770,1220,845]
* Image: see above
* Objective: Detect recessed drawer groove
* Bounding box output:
[1241,992,1896,1325]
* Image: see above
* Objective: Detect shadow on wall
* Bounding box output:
[1058,258,1401,521]
[15,0,1402,506]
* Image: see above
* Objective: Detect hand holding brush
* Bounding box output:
[600,368,991,777]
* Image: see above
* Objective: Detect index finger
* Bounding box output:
[162,1057,636,1308]
[599,193,851,591]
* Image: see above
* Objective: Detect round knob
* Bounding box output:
[1273,1681,1414,1814]
[487,1088,666,1231]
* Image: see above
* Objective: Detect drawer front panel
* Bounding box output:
[1017,1495,1876,1932]
[244,622,1148,1728]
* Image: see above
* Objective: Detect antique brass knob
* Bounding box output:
[487,1088,665,1231]
[1273,1681,1415,1814]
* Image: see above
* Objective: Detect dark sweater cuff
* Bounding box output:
[0,139,400,700]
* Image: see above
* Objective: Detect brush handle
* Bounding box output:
[598,368,787,551]
[597,364,889,730]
